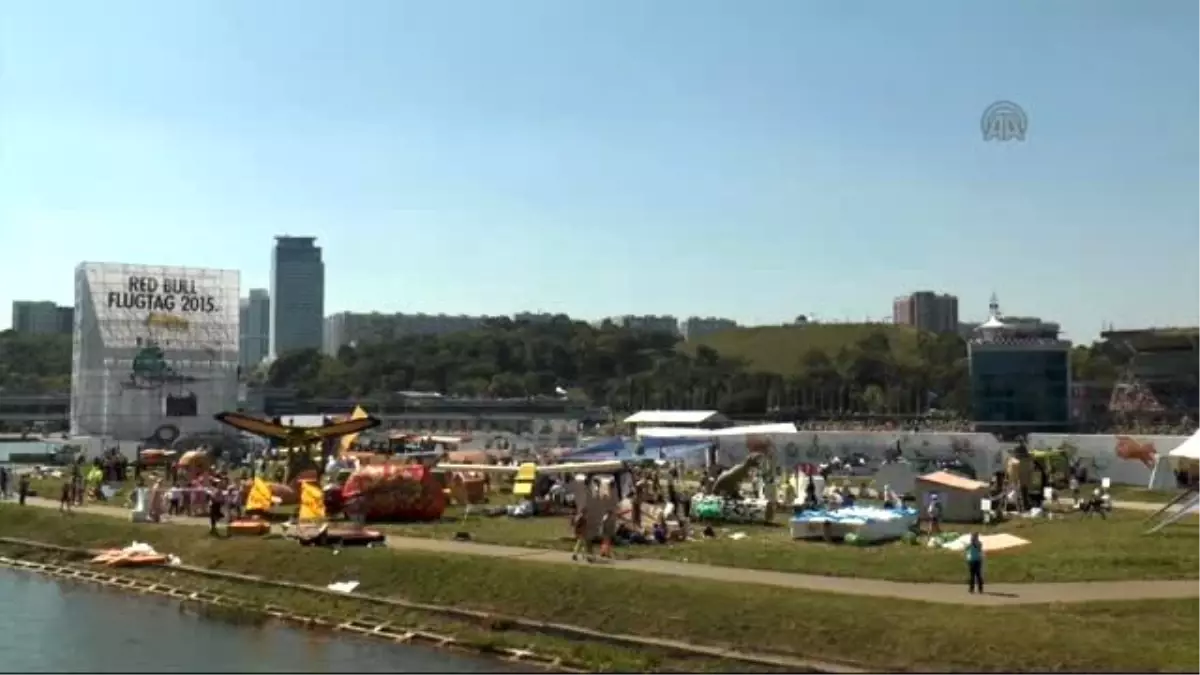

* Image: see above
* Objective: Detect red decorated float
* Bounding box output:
[339,463,446,522]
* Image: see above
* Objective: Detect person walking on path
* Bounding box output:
[17,473,30,506]
[966,532,985,594]
[0,466,9,500]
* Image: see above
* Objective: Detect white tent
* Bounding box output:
[1168,430,1200,460]
[1144,430,1200,534]
[1147,430,1200,489]
[636,423,797,438]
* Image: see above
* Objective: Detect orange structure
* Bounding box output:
[340,463,446,522]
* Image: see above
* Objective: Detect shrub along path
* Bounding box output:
[13,497,1196,607]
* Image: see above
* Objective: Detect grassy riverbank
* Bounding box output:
[381,506,1199,583]
[1,505,1196,673]
[40,475,1198,583]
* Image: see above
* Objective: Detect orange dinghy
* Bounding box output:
[90,549,168,567]
[107,553,168,567]
[228,520,271,536]
[229,479,276,535]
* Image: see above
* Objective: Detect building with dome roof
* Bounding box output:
[967,294,1072,433]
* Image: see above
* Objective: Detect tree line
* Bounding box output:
[262,316,976,416]
[0,321,1144,420]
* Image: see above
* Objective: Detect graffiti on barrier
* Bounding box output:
[1114,436,1158,470]
[713,431,1189,487]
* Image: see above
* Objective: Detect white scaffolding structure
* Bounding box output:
[70,262,241,443]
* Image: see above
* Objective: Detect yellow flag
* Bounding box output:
[299,480,326,521]
[337,406,369,456]
[244,478,273,512]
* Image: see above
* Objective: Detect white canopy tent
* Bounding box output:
[1146,429,1200,489]
[1144,429,1200,534]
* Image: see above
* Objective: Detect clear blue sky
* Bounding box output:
[1,0,1196,342]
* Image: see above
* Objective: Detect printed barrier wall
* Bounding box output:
[713,431,1189,488]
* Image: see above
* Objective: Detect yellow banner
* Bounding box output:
[299,480,326,521]
[337,405,369,455]
[244,478,273,512]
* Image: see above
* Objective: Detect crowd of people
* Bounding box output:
[796,416,974,432]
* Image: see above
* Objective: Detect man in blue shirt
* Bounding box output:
[966,533,984,593]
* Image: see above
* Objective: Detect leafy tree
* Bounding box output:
[0,331,72,393]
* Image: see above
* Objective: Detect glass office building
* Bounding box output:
[969,348,1071,430]
[269,237,325,359]
[968,297,1072,432]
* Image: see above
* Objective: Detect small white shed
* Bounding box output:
[915,470,990,523]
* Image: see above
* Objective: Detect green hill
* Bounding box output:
[685,323,922,375]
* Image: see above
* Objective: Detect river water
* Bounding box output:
[0,569,515,673]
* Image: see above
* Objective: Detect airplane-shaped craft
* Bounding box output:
[214,411,382,447]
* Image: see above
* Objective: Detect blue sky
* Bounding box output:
[1,0,1196,342]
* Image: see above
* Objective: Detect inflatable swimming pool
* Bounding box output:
[790,506,917,543]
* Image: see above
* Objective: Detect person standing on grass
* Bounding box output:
[59,480,73,513]
[925,493,943,536]
[570,506,593,562]
[598,510,613,559]
[208,487,224,535]
[966,532,985,594]
[18,473,30,506]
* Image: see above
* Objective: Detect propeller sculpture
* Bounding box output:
[214,411,382,483]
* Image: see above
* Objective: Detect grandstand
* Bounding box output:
[1101,327,1198,425]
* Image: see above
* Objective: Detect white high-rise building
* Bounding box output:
[239,289,270,371]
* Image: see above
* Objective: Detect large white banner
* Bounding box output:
[71,262,240,443]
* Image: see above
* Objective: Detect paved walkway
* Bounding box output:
[9,497,1198,607]
[1112,499,1189,513]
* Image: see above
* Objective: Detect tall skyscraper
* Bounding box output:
[269,236,325,358]
[239,288,271,371]
[11,300,73,335]
[892,291,959,334]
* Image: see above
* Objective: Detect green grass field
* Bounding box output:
[684,324,920,374]
[31,473,1197,584]
[378,505,1198,583]
[21,468,1200,583]
[0,505,1195,673]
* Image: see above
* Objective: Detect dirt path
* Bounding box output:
[11,497,1197,607]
